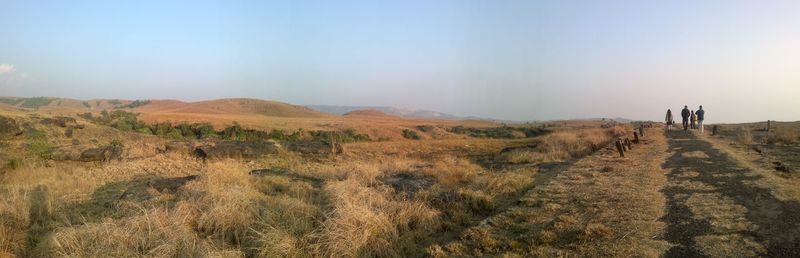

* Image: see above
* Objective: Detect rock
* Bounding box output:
[250,167,324,186]
[200,141,277,159]
[40,116,76,127]
[165,141,191,154]
[380,172,436,195]
[0,116,21,138]
[65,127,73,138]
[50,148,81,161]
[287,141,343,155]
[500,144,539,154]
[79,145,124,162]
[416,125,436,132]
[72,139,81,145]
[119,175,198,202]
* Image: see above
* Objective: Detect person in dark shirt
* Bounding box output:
[696,105,705,133]
[665,109,674,130]
[681,106,690,131]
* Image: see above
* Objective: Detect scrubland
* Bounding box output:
[0,108,630,257]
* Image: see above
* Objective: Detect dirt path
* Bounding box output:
[662,130,800,257]
[440,127,671,256]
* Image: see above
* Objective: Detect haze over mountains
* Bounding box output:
[0,96,636,123]
[305,105,473,120]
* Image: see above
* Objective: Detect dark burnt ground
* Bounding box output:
[662,130,800,257]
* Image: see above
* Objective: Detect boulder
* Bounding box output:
[118,175,198,202]
[50,148,81,161]
[0,116,21,137]
[41,116,77,127]
[200,141,277,159]
[500,144,539,154]
[287,141,343,155]
[380,172,436,195]
[165,141,191,154]
[250,167,324,186]
[79,145,124,162]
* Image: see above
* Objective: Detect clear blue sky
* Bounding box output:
[1,1,799,122]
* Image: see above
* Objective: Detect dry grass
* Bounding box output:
[498,126,626,164]
[767,127,799,144]
[736,126,754,145]
[0,109,634,257]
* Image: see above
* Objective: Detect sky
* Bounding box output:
[1,0,799,123]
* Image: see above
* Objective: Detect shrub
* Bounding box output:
[196,124,217,139]
[736,127,753,145]
[167,130,184,140]
[402,129,421,140]
[309,129,371,143]
[4,159,20,170]
[20,97,53,109]
[117,100,150,109]
[766,127,799,145]
[27,130,52,159]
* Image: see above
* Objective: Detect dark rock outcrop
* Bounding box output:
[40,116,76,127]
[118,175,198,202]
[287,141,343,155]
[0,116,21,137]
[79,145,124,162]
[380,172,436,195]
[250,167,324,186]
[165,141,191,154]
[199,141,277,159]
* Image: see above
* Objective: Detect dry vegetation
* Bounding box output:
[0,107,632,257]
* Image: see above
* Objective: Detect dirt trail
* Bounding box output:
[441,127,671,256]
[662,130,800,257]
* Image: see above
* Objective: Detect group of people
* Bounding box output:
[665,105,705,132]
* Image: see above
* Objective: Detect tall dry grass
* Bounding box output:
[767,127,799,145]
[315,177,440,257]
[499,126,625,164]
[737,127,754,145]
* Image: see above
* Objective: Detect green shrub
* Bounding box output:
[4,159,20,170]
[167,130,184,140]
[110,139,124,147]
[197,123,217,139]
[402,129,421,140]
[117,99,150,109]
[309,129,371,143]
[20,97,54,109]
[27,131,52,159]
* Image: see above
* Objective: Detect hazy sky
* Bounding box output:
[1,1,799,122]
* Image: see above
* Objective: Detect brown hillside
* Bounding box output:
[344,109,395,117]
[132,98,329,118]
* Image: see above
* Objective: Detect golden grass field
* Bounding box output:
[1,98,799,257]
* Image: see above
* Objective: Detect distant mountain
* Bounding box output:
[306,105,467,120]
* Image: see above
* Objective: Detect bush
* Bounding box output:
[402,129,421,140]
[766,127,799,145]
[20,97,53,109]
[27,130,52,159]
[167,130,184,140]
[4,159,20,170]
[117,100,150,109]
[196,124,217,139]
[736,127,753,145]
[309,129,370,143]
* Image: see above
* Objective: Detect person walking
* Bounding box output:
[691,110,697,129]
[665,109,674,130]
[696,105,705,133]
[681,106,690,130]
